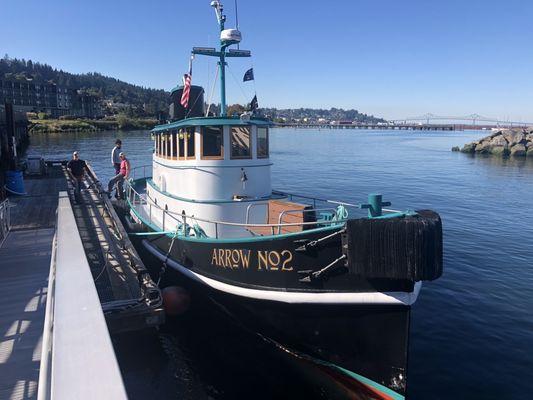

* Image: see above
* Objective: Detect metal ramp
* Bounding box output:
[63,163,164,333]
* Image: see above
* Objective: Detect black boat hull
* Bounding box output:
[135,229,413,399]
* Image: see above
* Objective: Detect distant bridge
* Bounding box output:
[276,122,456,131]
[389,113,533,127]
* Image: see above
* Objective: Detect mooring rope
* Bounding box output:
[157,229,180,285]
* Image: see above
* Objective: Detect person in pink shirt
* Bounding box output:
[107,152,130,199]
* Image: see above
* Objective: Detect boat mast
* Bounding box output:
[192,1,250,118]
[213,1,228,116]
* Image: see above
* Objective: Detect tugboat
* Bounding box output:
[125,2,443,398]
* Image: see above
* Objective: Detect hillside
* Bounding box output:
[260,107,386,124]
[0,55,169,116]
[1,55,385,124]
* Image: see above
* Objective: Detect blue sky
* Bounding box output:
[2,0,533,121]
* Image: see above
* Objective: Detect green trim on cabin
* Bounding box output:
[152,116,271,133]
[153,159,273,169]
[126,195,344,244]
[147,178,284,204]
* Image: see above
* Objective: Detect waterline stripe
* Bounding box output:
[332,365,405,400]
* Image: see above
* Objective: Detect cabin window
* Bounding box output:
[165,133,171,158]
[171,130,178,159]
[230,126,251,159]
[201,126,223,159]
[186,127,195,159]
[161,132,167,158]
[178,129,186,159]
[257,127,269,158]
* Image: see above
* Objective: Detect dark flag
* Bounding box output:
[243,68,254,82]
[249,95,258,111]
[180,58,193,108]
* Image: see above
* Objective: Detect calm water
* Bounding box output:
[29,128,533,399]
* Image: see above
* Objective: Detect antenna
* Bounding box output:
[194,1,250,117]
[234,0,239,49]
[235,0,239,30]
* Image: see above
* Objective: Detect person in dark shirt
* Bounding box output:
[67,151,87,202]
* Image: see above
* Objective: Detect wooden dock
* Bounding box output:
[0,162,164,399]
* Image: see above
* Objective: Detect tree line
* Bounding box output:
[0,55,169,117]
[1,55,385,122]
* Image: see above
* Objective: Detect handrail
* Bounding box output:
[277,207,336,234]
[126,182,347,238]
[245,201,269,225]
[130,166,403,214]
[129,165,152,181]
[125,168,405,238]
[37,192,128,400]
[273,190,402,214]
[37,229,56,400]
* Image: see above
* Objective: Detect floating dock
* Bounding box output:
[0,161,164,399]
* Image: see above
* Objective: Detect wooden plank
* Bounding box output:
[248,199,316,235]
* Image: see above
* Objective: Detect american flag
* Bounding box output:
[180,59,192,108]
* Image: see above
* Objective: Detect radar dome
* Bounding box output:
[220,29,242,45]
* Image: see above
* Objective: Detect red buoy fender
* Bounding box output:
[161,286,191,316]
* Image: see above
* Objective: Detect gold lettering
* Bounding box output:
[231,250,240,269]
[213,248,293,272]
[257,251,268,270]
[281,250,294,271]
[225,249,232,269]
[211,249,219,266]
[218,249,226,268]
[268,251,280,271]
[239,249,251,269]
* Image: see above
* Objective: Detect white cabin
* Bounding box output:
[146,117,273,238]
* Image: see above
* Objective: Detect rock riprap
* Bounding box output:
[454,128,533,157]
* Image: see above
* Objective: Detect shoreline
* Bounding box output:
[29,117,158,133]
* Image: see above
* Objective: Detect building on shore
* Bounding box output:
[71,90,101,118]
[0,79,102,118]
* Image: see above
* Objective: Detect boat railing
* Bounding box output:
[0,198,10,246]
[272,189,402,214]
[277,208,337,234]
[245,201,269,225]
[125,166,403,238]
[125,182,347,239]
[129,164,152,182]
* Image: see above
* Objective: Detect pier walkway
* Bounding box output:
[0,165,65,399]
[0,162,163,399]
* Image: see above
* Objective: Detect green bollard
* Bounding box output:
[362,193,392,218]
